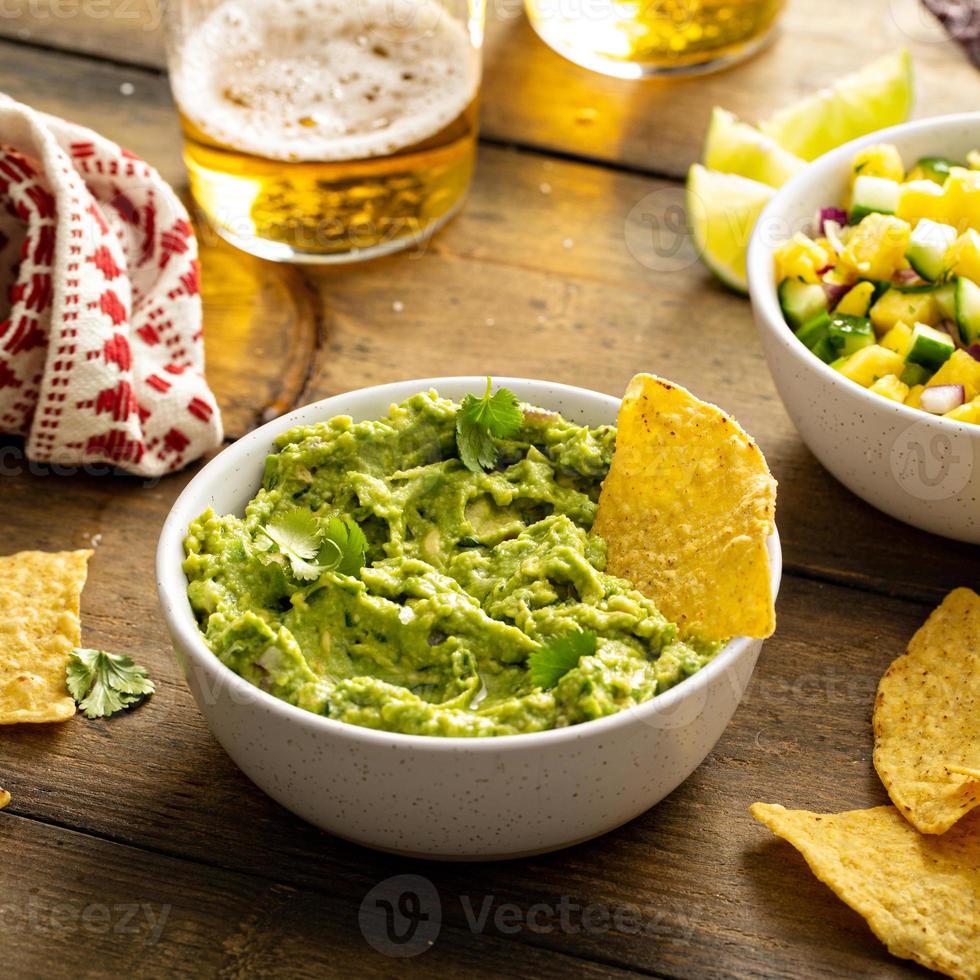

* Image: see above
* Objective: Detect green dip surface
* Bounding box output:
[183,390,721,737]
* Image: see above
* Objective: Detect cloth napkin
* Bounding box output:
[0,93,222,478]
[923,0,980,67]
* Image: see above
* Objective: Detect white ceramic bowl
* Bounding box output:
[157,377,781,859]
[748,113,980,544]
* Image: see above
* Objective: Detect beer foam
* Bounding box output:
[172,0,478,162]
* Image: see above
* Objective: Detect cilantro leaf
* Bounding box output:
[456,377,523,473]
[67,648,155,720]
[527,629,597,689]
[318,516,367,577]
[261,508,323,581]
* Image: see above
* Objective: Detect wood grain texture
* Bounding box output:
[2,0,978,177]
[0,559,936,977]
[2,816,635,979]
[0,14,977,980]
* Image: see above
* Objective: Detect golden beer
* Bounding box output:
[167,0,483,262]
[525,0,785,77]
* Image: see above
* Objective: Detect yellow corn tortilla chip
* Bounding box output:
[0,788,9,809]
[0,550,92,724]
[593,374,776,641]
[751,803,980,980]
[873,588,980,835]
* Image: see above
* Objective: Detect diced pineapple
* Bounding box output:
[870,288,940,332]
[896,180,947,226]
[942,167,980,233]
[838,213,911,281]
[774,233,832,284]
[945,229,980,283]
[926,349,980,402]
[814,236,841,265]
[880,320,914,356]
[851,143,905,184]
[868,373,909,402]
[835,280,875,316]
[944,395,980,423]
[833,345,905,387]
[969,150,980,171]
[905,384,925,408]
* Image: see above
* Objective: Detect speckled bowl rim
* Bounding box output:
[157,376,782,752]
[747,111,980,439]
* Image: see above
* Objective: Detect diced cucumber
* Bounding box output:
[900,361,931,387]
[827,314,875,357]
[955,276,980,345]
[906,323,955,370]
[904,219,957,281]
[794,312,837,363]
[849,175,900,222]
[779,278,828,329]
[934,281,957,320]
[868,280,892,305]
[811,337,838,364]
[794,311,830,349]
[907,156,957,186]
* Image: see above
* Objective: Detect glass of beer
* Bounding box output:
[525,0,785,78]
[165,0,484,263]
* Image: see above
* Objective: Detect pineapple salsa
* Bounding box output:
[775,142,980,423]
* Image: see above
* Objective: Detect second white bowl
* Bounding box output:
[748,113,980,544]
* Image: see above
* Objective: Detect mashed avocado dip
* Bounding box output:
[183,390,721,737]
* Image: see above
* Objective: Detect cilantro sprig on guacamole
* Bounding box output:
[183,388,721,737]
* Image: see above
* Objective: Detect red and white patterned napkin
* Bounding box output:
[0,93,222,478]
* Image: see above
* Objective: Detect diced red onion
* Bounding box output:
[893,268,925,286]
[818,207,848,235]
[823,281,850,308]
[966,344,980,362]
[939,319,962,346]
[822,220,847,255]
[920,385,965,414]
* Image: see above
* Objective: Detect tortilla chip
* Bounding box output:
[0,788,9,810]
[0,550,92,724]
[873,588,980,835]
[593,374,776,641]
[751,803,980,980]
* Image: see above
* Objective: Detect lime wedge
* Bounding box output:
[687,164,774,294]
[703,107,806,188]
[760,49,913,162]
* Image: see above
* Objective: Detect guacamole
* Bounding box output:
[183,390,720,737]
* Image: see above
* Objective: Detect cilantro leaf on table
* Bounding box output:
[456,377,523,473]
[66,648,155,720]
[319,516,368,577]
[260,508,323,581]
[528,629,597,689]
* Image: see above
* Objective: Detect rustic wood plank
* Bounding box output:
[2,0,977,177]
[1,816,637,979]
[196,228,323,438]
[0,565,935,978]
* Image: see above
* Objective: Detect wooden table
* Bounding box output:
[2,2,978,976]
